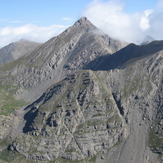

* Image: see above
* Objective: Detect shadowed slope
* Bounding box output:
[86,40,163,71]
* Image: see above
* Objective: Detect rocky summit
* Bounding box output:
[0,17,162,163]
[0,17,125,102]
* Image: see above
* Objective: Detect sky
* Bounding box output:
[0,0,163,47]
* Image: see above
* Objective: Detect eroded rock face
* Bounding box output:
[10,71,127,161]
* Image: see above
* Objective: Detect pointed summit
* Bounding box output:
[74,17,96,30]
[75,17,89,25]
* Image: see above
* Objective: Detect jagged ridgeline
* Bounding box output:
[0,17,162,163]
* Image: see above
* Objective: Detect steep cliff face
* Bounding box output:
[84,41,163,163]
[101,50,163,163]
[10,71,127,161]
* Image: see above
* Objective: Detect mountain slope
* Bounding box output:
[86,40,163,70]
[8,47,162,163]
[0,17,125,102]
[85,41,163,163]
[0,17,162,163]
[0,39,41,64]
[10,70,127,161]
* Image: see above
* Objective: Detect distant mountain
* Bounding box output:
[86,40,163,70]
[141,35,155,45]
[0,39,41,64]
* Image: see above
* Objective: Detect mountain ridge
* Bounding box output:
[0,17,162,163]
[86,40,163,71]
[8,48,162,162]
[0,17,126,102]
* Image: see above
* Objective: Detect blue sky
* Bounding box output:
[0,0,90,27]
[124,0,158,13]
[0,0,162,47]
[0,0,158,26]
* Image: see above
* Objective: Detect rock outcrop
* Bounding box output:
[10,71,127,161]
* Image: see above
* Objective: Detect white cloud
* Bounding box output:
[0,18,25,24]
[83,0,163,44]
[157,0,163,8]
[0,24,67,48]
[62,17,72,21]
[140,10,153,31]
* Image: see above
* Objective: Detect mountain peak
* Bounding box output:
[18,39,32,43]
[74,17,96,29]
[76,17,88,23]
[141,35,154,45]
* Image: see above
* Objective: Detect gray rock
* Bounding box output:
[0,17,162,163]
[0,39,41,64]
[0,17,126,102]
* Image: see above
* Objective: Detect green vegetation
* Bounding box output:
[121,73,152,100]
[148,123,163,154]
[49,154,97,163]
[92,113,105,118]
[87,119,105,127]
[0,149,37,163]
[0,148,21,162]
[107,114,122,126]
[94,72,112,99]
[65,147,78,153]
[0,56,22,71]
[0,137,13,150]
[121,76,141,99]
[0,85,27,115]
